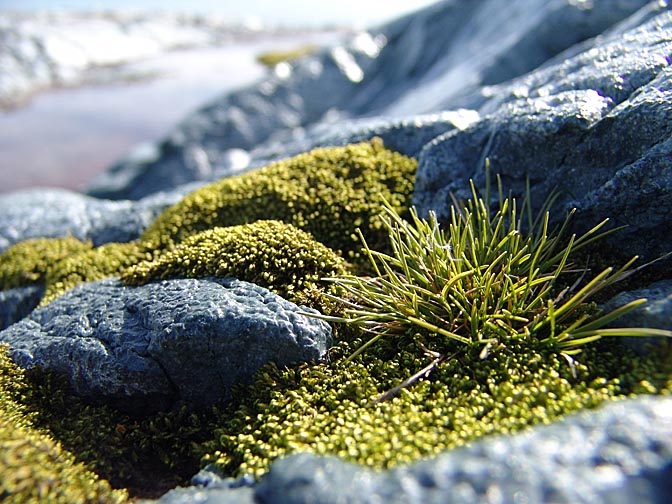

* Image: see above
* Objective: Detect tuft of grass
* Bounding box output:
[315,174,672,396]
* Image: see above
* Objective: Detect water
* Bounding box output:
[0,32,342,194]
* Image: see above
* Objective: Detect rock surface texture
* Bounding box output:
[0,277,331,407]
[1,0,671,502]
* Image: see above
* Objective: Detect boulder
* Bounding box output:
[0,277,331,408]
[0,188,180,253]
[154,395,672,504]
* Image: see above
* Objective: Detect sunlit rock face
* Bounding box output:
[86,0,654,201]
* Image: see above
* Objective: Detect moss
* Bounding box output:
[197,337,672,479]
[140,139,417,265]
[40,241,149,306]
[0,344,128,503]
[0,140,415,307]
[0,236,93,291]
[256,44,318,67]
[123,221,347,303]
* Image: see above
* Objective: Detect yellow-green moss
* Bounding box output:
[40,241,149,306]
[0,140,416,307]
[0,236,93,291]
[0,344,127,503]
[123,221,346,303]
[197,338,672,479]
[140,139,417,264]
[256,44,318,67]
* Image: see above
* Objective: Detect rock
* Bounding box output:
[413,2,672,261]
[0,188,181,253]
[0,277,331,408]
[603,280,672,353]
[0,285,43,331]
[87,0,649,201]
[152,395,672,504]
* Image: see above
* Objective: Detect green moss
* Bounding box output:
[123,221,346,303]
[40,242,149,306]
[256,44,318,67]
[0,344,128,503]
[0,140,415,307]
[197,337,672,479]
[140,139,417,265]
[0,236,93,290]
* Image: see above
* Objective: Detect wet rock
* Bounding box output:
[0,277,331,408]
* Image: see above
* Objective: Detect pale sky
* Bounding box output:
[0,0,441,28]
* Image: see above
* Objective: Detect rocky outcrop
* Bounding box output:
[0,277,331,408]
[87,0,652,200]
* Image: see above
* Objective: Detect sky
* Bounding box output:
[0,0,441,28]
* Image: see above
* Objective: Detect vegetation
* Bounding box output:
[256,44,319,67]
[123,220,346,303]
[316,179,672,393]
[0,344,128,503]
[0,141,670,497]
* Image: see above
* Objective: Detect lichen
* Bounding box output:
[197,337,672,479]
[0,344,128,503]
[123,221,346,303]
[140,138,417,265]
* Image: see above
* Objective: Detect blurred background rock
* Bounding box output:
[0,0,436,194]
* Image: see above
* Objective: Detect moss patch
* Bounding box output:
[0,236,93,290]
[0,344,128,503]
[41,241,149,306]
[197,337,672,479]
[140,138,417,264]
[123,221,346,303]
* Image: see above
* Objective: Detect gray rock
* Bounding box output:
[603,280,672,353]
[0,277,331,407]
[153,396,672,504]
[87,0,649,201]
[0,285,43,331]
[0,188,182,253]
[413,3,672,261]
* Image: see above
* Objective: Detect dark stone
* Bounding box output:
[0,277,331,408]
[413,4,672,262]
[0,285,44,331]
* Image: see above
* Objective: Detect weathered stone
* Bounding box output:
[413,4,672,261]
[0,277,331,408]
[0,188,178,253]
